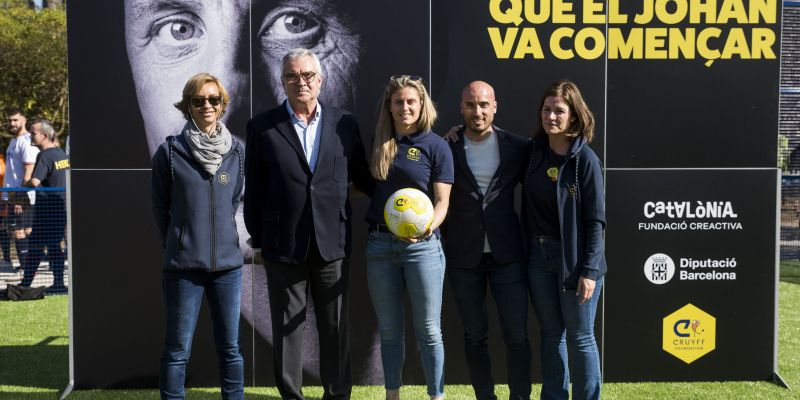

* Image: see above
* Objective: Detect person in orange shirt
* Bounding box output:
[0,136,11,267]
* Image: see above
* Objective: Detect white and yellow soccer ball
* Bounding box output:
[383,188,434,239]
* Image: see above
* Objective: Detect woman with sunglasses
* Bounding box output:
[523,80,606,400]
[151,72,245,400]
[365,75,453,400]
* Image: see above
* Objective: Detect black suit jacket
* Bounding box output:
[244,102,374,263]
[442,127,531,268]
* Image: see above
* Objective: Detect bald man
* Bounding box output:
[442,81,532,400]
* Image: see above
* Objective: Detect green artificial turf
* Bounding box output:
[1,263,799,400]
[0,295,68,399]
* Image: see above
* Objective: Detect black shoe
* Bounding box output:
[46,285,67,295]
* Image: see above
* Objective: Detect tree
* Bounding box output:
[0,2,67,145]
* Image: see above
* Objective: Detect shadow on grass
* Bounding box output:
[0,393,60,400]
[781,261,800,285]
[0,337,68,390]
[65,390,284,400]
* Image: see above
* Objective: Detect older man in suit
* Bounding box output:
[244,48,374,400]
[443,81,532,400]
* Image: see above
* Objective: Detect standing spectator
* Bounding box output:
[244,48,374,400]
[21,120,68,291]
[0,150,8,267]
[4,108,39,270]
[443,81,532,400]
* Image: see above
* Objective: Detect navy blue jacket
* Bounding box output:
[523,136,606,288]
[151,134,245,271]
[443,127,530,268]
[244,102,374,263]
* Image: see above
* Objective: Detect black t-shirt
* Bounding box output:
[32,147,69,204]
[525,147,566,238]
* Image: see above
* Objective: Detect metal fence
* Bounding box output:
[782,2,800,260]
[0,187,68,295]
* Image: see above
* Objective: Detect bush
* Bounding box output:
[0,1,67,147]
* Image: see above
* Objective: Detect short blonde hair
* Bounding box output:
[173,73,230,120]
[370,76,437,180]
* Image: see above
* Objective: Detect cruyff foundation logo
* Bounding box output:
[663,303,716,364]
[218,172,230,185]
[487,0,778,67]
[672,319,703,337]
[407,147,421,161]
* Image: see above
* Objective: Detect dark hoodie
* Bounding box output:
[523,136,607,289]
[151,133,245,271]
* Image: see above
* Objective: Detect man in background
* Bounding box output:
[4,108,39,271]
[21,119,68,292]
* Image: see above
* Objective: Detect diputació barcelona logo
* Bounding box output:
[662,303,716,364]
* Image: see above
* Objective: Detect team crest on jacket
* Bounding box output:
[218,172,231,185]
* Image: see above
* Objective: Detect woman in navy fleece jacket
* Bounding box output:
[151,73,245,400]
[522,80,606,400]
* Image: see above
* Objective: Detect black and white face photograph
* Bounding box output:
[70,0,430,387]
[123,0,362,157]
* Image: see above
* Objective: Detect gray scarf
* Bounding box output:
[182,119,232,175]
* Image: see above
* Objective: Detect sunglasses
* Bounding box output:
[390,75,423,82]
[190,96,222,108]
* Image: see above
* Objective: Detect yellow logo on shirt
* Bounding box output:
[407,147,421,161]
[54,159,70,170]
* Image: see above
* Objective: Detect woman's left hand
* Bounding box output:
[576,276,596,305]
[402,227,433,244]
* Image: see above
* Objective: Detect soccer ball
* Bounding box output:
[384,188,434,239]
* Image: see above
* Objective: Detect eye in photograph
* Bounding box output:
[147,14,206,62]
[259,7,327,54]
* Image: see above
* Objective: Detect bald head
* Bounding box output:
[461,81,495,102]
[460,81,497,139]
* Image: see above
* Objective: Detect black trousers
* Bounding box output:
[265,239,352,400]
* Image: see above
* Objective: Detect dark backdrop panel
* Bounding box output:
[431,0,606,160]
[606,2,781,168]
[67,0,782,389]
[71,170,164,388]
[66,0,148,169]
[604,169,776,381]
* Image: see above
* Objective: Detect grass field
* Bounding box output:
[1,263,798,400]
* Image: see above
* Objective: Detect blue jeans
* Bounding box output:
[366,232,445,397]
[160,268,244,400]
[527,238,602,400]
[448,254,531,400]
